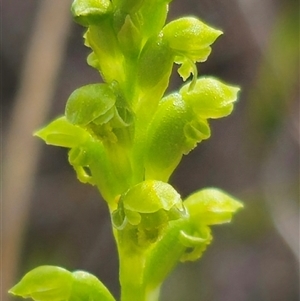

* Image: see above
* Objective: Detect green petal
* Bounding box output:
[180,77,240,119]
[179,226,212,262]
[184,188,243,225]
[65,83,116,126]
[163,17,222,61]
[70,271,116,301]
[71,0,112,26]
[175,56,197,81]
[9,266,73,301]
[34,116,91,148]
[86,52,100,70]
[121,180,183,213]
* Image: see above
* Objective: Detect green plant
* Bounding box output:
[9,1,243,300]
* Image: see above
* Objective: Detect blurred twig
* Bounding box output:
[2,0,72,299]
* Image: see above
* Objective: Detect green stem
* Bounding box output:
[145,286,161,301]
[114,226,162,301]
[119,253,146,301]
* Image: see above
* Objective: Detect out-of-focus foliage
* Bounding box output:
[247,3,299,146]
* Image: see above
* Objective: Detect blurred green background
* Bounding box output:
[2,0,299,300]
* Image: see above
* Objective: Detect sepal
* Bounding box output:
[34,116,91,148]
[65,83,116,126]
[162,17,222,57]
[180,77,240,119]
[184,188,243,225]
[70,270,116,301]
[71,0,113,26]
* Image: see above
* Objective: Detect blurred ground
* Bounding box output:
[2,0,299,300]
